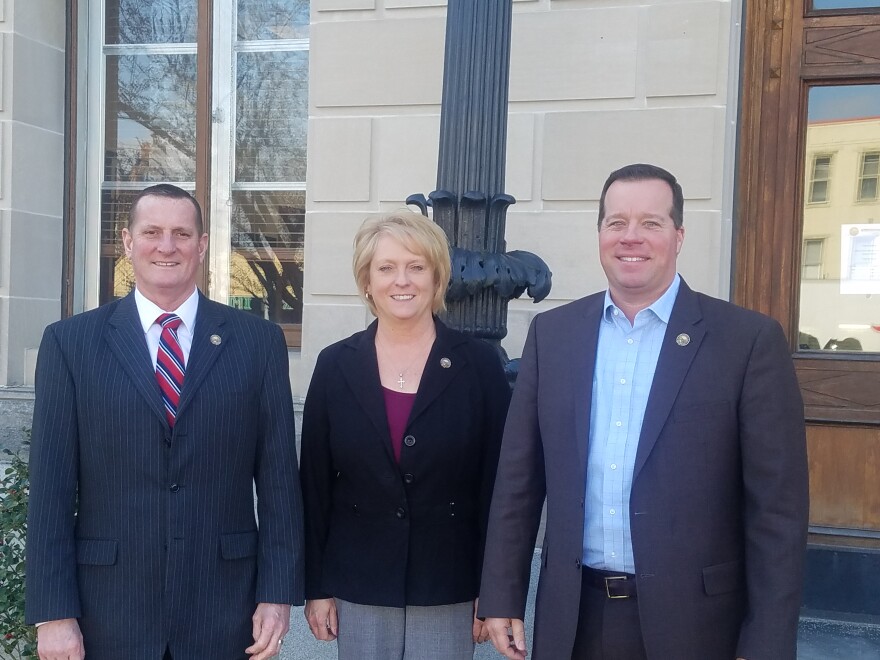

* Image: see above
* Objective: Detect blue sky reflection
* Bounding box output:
[808,84,880,122]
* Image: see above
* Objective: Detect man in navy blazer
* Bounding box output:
[25,185,304,660]
[480,164,808,659]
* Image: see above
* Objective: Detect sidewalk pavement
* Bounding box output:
[282,551,880,660]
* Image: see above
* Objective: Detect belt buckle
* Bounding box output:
[604,575,629,599]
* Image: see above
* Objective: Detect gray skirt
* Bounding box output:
[334,598,475,660]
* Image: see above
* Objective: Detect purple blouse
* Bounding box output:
[382,386,416,463]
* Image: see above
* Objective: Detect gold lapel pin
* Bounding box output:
[210,334,222,346]
[675,333,690,347]
[440,357,452,368]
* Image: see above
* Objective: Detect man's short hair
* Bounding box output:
[128,184,204,234]
[597,163,684,229]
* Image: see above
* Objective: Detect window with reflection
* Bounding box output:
[93,0,309,346]
[223,0,309,336]
[802,238,826,280]
[799,85,880,353]
[858,153,880,202]
[808,155,833,204]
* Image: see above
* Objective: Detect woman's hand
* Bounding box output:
[304,598,338,641]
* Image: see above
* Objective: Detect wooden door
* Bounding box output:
[738,0,880,537]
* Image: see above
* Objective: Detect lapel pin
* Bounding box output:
[675,333,690,347]
[210,334,222,346]
[440,357,452,369]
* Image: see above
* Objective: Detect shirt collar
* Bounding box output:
[133,287,200,333]
[602,274,681,324]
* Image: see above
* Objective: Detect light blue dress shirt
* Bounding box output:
[583,275,681,573]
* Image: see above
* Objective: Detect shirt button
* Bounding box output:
[615,421,622,427]
[403,435,416,447]
[610,508,616,515]
[627,338,634,345]
[619,378,626,385]
[610,463,617,470]
[612,309,619,316]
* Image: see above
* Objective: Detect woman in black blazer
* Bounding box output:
[300,210,510,660]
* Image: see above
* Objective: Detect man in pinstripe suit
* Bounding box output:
[25,185,304,660]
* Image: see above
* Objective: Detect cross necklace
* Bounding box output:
[375,329,435,390]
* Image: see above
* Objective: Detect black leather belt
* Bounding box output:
[582,566,638,599]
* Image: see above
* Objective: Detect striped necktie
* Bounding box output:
[156,313,186,427]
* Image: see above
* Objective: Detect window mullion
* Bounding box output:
[208,1,236,304]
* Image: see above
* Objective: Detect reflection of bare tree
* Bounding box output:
[233,34,309,324]
[236,50,308,182]
[107,53,197,183]
[109,0,197,44]
[105,0,198,183]
[102,0,309,325]
[232,192,305,324]
[238,0,310,40]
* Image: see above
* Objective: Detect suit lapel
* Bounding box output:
[105,292,167,426]
[633,282,705,481]
[408,319,467,426]
[338,321,396,463]
[572,296,603,476]
[177,295,229,421]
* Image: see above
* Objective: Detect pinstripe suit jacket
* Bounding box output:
[25,292,304,660]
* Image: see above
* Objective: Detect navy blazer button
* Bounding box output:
[396,507,407,519]
[404,473,414,484]
[575,558,581,569]
[403,435,416,447]
[170,484,180,492]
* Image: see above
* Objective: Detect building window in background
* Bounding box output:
[857,152,879,202]
[808,155,832,204]
[802,238,825,280]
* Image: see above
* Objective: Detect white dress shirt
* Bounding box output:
[134,287,200,369]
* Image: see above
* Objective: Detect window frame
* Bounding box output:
[802,237,826,279]
[74,0,307,347]
[857,151,880,202]
[209,3,308,346]
[808,153,833,204]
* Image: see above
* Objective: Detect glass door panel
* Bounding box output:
[798,84,880,354]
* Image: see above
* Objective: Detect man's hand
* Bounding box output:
[245,603,291,660]
[486,617,528,659]
[36,618,85,660]
[304,598,338,641]
[471,598,489,644]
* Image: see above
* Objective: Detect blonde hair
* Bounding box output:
[353,209,451,316]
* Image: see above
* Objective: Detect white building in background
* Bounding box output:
[800,117,880,353]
